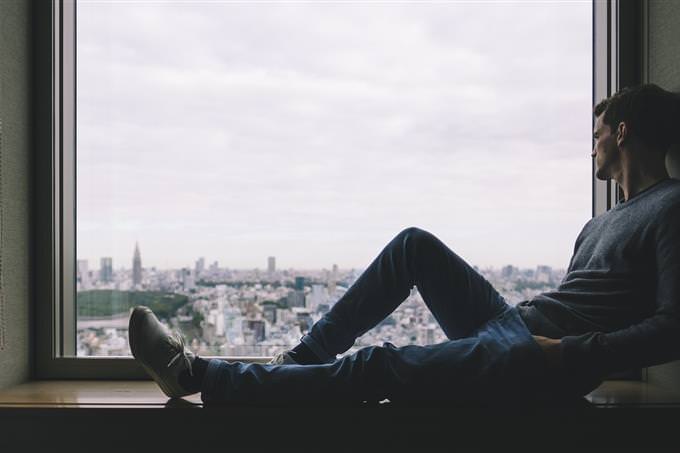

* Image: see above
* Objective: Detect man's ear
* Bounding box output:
[616,122,628,147]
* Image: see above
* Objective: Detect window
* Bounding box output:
[37,0,611,378]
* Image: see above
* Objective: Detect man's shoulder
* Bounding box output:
[651,179,680,216]
[657,178,680,201]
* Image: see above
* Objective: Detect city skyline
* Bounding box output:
[76,242,565,274]
[76,244,565,357]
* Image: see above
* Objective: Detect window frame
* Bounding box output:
[35,0,624,379]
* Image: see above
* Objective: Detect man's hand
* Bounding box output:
[532,335,564,370]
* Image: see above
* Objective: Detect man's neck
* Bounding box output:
[615,160,669,201]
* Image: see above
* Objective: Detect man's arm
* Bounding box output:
[558,206,680,378]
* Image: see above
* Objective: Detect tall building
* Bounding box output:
[294,276,305,291]
[195,257,205,277]
[100,257,113,283]
[77,259,90,290]
[181,268,195,291]
[132,242,143,287]
[308,284,328,311]
[287,289,305,308]
[267,256,276,274]
[328,263,338,295]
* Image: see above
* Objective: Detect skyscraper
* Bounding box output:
[132,242,142,287]
[100,257,113,283]
[182,268,196,291]
[328,263,338,295]
[267,256,276,274]
[77,259,91,290]
[195,257,205,277]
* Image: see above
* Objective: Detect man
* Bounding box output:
[129,84,680,406]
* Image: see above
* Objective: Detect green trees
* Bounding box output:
[77,290,188,320]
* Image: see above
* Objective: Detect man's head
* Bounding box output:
[592,84,679,181]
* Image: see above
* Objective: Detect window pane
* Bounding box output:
[76,0,592,357]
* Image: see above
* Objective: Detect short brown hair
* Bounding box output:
[594,84,680,153]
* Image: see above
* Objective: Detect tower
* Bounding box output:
[100,257,113,283]
[77,259,90,290]
[132,242,142,288]
[195,257,205,278]
[294,276,305,291]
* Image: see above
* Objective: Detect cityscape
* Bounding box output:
[76,244,565,358]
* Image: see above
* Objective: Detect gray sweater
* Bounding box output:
[517,178,680,381]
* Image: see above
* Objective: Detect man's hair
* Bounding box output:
[594,83,680,153]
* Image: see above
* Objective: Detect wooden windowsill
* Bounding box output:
[586,379,680,407]
[1,379,680,409]
[0,380,201,408]
[3,380,680,452]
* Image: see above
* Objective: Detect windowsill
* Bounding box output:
[3,380,680,451]
[587,379,680,407]
[2,379,680,409]
[0,380,201,408]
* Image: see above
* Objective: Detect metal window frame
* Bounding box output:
[593,0,648,382]
[35,0,143,378]
[36,0,623,379]
[34,1,271,378]
[593,0,644,217]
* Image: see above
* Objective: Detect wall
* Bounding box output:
[0,0,33,389]
[648,0,680,91]
[646,0,680,384]
[648,0,680,178]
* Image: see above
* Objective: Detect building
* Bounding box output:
[99,257,113,283]
[132,242,143,287]
[195,257,205,278]
[242,319,266,343]
[287,289,306,308]
[267,256,276,275]
[181,268,196,291]
[308,284,327,311]
[77,259,90,290]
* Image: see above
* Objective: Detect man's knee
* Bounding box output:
[397,226,442,256]
[397,226,436,245]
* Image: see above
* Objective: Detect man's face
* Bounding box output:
[592,113,621,180]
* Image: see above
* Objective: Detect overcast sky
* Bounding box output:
[76,0,592,271]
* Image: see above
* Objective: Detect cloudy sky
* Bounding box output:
[76,0,592,271]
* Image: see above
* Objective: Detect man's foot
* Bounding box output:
[267,341,327,365]
[267,351,299,365]
[129,306,196,398]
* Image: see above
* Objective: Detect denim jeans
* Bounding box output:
[201,227,559,406]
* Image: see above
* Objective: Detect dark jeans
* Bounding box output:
[201,227,561,406]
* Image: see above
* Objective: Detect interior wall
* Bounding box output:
[648,0,680,179]
[0,0,33,389]
[647,0,680,91]
[646,0,680,383]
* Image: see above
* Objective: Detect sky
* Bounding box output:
[76,0,593,271]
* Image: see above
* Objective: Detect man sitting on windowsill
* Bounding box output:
[129,83,680,406]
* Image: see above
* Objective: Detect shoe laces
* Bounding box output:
[167,332,193,377]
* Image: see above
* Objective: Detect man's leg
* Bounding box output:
[129,305,583,405]
[201,306,550,406]
[299,227,508,363]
